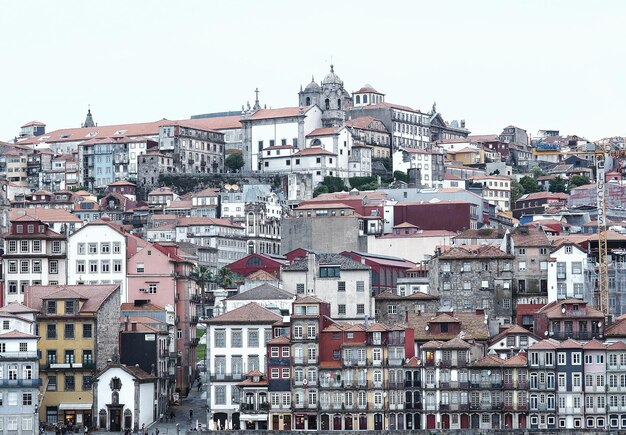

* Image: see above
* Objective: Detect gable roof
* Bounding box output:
[205,302,282,324]
[25,284,119,314]
[226,284,294,301]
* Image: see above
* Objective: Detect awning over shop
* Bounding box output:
[58,403,93,410]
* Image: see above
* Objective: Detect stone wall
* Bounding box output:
[96,287,122,370]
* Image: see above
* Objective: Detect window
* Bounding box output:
[83,324,92,339]
[113,242,121,253]
[337,281,346,292]
[518,261,527,271]
[52,241,61,253]
[215,386,226,405]
[113,260,122,272]
[47,324,57,339]
[21,260,29,273]
[231,330,242,347]
[49,260,58,274]
[83,375,92,390]
[101,261,110,273]
[8,240,16,253]
[572,262,582,274]
[23,392,32,405]
[64,324,75,339]
[356,281,365,292]
[573,353,581,365]
[387,305,397,314]
[248,330,259,347]
[296,283,305,294]
[8,261,17,273]
[65,375,75,391]
[357,304,365,315]
[88,243,97,254]
[33,240,41,252]
[19,342,27,352]
[21,240,29,252]
[78,243,86,254]
[338,305,346,315]
[319,266,340,278]
[136,262,145,273]
[101,243,110,254]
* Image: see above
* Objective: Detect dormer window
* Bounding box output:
[27,224,34,234]
[65,300,75,314]
[440,323,449,333]
[16,225,23,233]
[47,301,56,314]
[573,304,579,311]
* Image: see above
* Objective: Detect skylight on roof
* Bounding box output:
[61,134,72,139]
[85,132,98,138]
[114,130,127,135]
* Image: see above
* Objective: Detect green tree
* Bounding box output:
[519,176,540,194]
[313,185,329,197]
[224,152,245,172]
[530,166,545,178]
[313,176,347,197]
[216,267,235,289]
[349,176,377,190]
[569,175,591,188]
[393,170,409,183]
[549,176,567,193]
[510,180,525,205]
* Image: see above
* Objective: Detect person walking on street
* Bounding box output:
[197,381,202,392]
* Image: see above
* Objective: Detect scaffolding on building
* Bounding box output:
[584,251,626,319]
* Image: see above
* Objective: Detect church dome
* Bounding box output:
[304,78,320,92]
[322,65,343,86]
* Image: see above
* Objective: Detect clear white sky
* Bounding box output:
[1,0,625,142]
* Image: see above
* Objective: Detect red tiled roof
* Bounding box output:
[248,107,306,120]
[206,302,282,324]
[25,284,119,314]
[177,216,242,229]
[293,147,336,157]
[306,127,340,137]
[10,208,81,223]
[345,116,388,132]
[21,121,46,128]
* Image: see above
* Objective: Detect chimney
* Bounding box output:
[131,322,138,331]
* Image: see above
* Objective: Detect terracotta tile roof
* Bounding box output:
[283,253,370,272]
[294,295,326,304]
[511,225,551,247]
[528,339,560,350]
[517,192,569,202]
[437,245,513,260]
[25,284,119,314]
[21,120,46,128]
[559,338,583,349]
[166,200,192,210]
[248,107,306,120]
[357,102,420,113]
[379,229,456,239]
[0,330,38,339]
[206,302,282,324]
[292,147,337,157]
[179,116,242,131]
[345,116,388,132]
[261,145,297,151]
[504,352,528,366]
[120,302,165,311]
[306,127,340,137]
[583,339,606,350]
[246,269,280,281]
[421,340,445,349]
[608,341,626,350]
[10,208,81,223]
[294,202,354,210]
[353,85,382,94]
[441,337,472,349]
[227,283,294,301]
[177,216,242,229]
[374,290,438,301]
[538,299,604,319]
[408,311,490,341]
[468,134,500,142]
[123,364,157,381]
[490,325,538,345]
[474,355,505,367]
[148,187,175,195]
[454,228,506,240]
[266,335,290,345]
[606,316,626,337]
[236,378,268,387]
[0,303,39,314]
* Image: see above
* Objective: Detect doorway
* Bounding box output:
[109,408,122,432]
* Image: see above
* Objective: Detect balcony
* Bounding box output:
[405,402,423,411]
[190,294,201,303]
[388,381,404,389]
[387,358,404,367]
[0,351,39,360]
[292,334,318,342]
[210,373,245,382]
[239,402,270,413]
[0,378,42,387]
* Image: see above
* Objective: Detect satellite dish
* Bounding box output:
[405,358,410,364]
[232,184,239,191]
[487,370,491,375]
[425,325,430,331]
[598,322,603,327]
[544,331,549,336]
[561,307,566,314]
[302,378,308,385]
[224,184,232,190]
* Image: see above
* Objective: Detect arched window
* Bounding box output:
[305,97,311,106]
[363,95,368,104]
[337,99,341,108]
[355,95,361,104]
[325,99,330,110]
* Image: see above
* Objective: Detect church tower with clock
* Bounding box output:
[298,65,353,128]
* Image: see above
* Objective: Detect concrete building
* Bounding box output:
[366,223,455,263]
[470,175,511,211]
[2,215,67,305]
[428,245,515,329]
[392,148,445,188]
[158,121,225,174]
[547,241,588,302]
[0,305,39,435]
[92,364,157,432]
[281,252,372,320]
[205,303,282,430]
[25,284,120,428]
[281,203,382,254]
